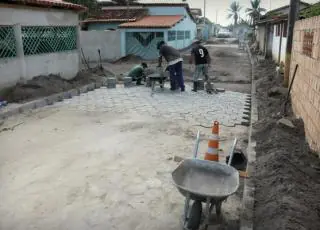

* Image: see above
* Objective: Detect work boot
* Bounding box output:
[136,79,143,86]
[192,82,197,92]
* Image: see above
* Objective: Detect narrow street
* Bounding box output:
[0,45,251,230]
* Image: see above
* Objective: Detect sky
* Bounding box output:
[186,0,318,25]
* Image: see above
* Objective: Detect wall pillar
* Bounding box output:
[13,24,26,80]
[77,25,81,70]
[120,30,126,57]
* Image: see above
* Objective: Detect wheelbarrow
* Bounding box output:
[172,133,240,230]
[146,66,168,96]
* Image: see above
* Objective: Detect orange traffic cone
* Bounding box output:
[204,121,219,162]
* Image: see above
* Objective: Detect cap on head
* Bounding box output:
[141,62,148,68]
[157,41,165,50]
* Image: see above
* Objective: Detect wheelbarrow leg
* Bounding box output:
[216,201,222,218]
[183,194,191,227]
[203,197,211,230]
[151,81,156,96]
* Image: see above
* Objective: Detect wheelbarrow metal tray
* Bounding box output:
[172,159,239,201]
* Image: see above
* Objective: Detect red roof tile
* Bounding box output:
[9,0,86,11]
[119,15,183,28]
[83,8,148,23]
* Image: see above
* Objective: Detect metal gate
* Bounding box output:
[126,31,164,60]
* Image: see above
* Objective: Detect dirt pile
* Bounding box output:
[214,50,238,58]
[1,66,111,103]
[112,54,143,64]
[253,60,320,230]
[206,40,225,45]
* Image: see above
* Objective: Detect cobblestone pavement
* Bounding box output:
[0,84,250,230]
[54,84,251,127]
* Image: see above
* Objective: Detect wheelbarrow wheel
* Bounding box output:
[186,201,202,230]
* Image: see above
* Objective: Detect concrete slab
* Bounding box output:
[0,84,249,230]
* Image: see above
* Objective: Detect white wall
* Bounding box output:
[257,26,266,52]
[0,5,80,88]
[0,6,78,25]
[80,30,121,62]
[24,52,79,79]
[272,25,287,64]
[0,52,79,87]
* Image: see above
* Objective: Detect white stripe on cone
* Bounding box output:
[206,147,218,154]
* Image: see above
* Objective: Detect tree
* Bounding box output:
[246,0,266,26]
[65,0,100,19]
[227,1,242,26]
[111,0,138,5]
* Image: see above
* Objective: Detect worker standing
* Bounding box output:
[157,41,185,92]
[190,40,214,93]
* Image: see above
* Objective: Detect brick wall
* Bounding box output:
[290,16,320,156]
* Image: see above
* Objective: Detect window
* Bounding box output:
[283,22,288,37]
[177,31,184,40]
[185,31,191,39]
[303,31,314,57]
[275,24,281,37]
[155,32,163,38]
[168,31,176,41]
[22,26,77,55]
[0,26,16,58]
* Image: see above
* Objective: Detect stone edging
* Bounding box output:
[0,77,109,121]
[240,43,258,230]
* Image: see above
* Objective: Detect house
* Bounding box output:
[256,1,310,63]
[190,8,202,20]
[83,0,197,60]
[233,23,252,41]
[196,17,213,41]
[0,0,85,88]
[82,6,148,31]
[190,8,213,41]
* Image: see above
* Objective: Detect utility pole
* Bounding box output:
[284,0,300,87]
[269,0,272,10]
[203,0,206,39]
[216,10,218,24]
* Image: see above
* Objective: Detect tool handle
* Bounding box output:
[228,138,238,166]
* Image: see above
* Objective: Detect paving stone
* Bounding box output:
[55,83,249,127]
[124,77,133,88]
[107,78,117,89]
[197,79,205,90]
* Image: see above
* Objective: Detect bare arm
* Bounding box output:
[158,56,162,67]
[207,54,211,65]
[189,53,195,64]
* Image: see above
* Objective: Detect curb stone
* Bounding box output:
[0,80,109,121]
[240,43,258,230]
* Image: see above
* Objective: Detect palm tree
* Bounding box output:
[246,0,266,25]
[112,0,138,5]
[227,1,242,26]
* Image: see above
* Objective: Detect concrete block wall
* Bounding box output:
[290,16,320,155]
[80,30,121,63]
[0,6,80,89]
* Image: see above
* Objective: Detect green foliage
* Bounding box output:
[65,0,100,19]
[300,2,320,19]
[246,0,266,25]
[112,0,138,4]
[227,1,242,25]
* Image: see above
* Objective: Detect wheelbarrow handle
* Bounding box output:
[228,138,238,166]
[193,130,200,159]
